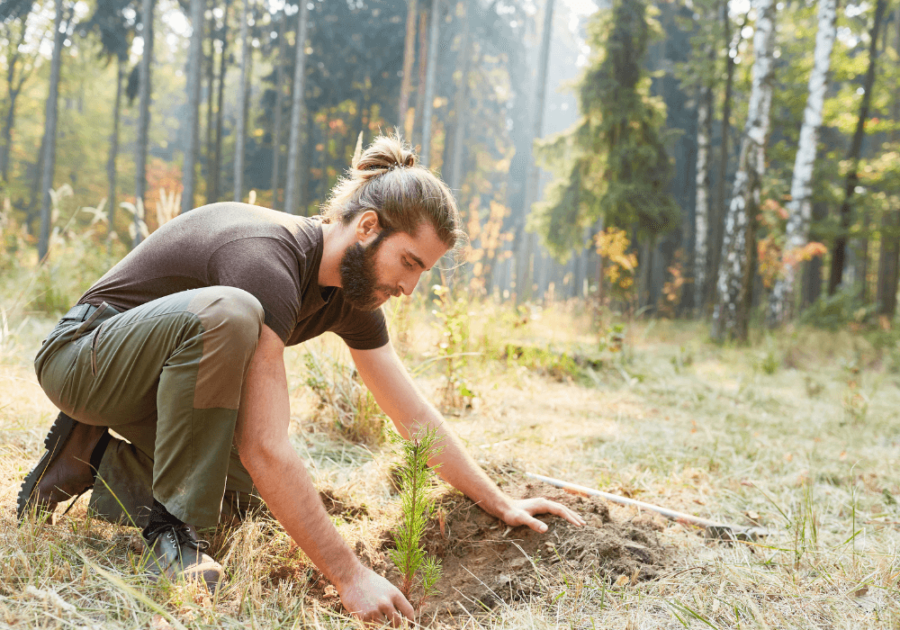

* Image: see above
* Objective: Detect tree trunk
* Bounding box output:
[0,23,27,183]
[708,0,739,311]
[768,0,837,326]
[876,2,900,319]
[828,0,888,295]
[38,0,65,262]
[107,56,125,241]
[412,9,428,149]
[271,9,286,209]
[711,0,777,342]
[284,0,309,215]
[420,0,441,168]
[182,0,204,213]
[515,0,555,304]
[204,18,215,203]
[233,0,250,202]
[135,0,155,248]
[398,0,418,135]
[694,79,713,316]
[210,2,229,204]
[448,0,471,194]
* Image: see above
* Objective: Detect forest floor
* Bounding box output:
[2,292,900,629]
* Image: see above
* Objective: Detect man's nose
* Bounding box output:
[399,272,421,296]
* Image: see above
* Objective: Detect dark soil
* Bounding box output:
[269,482,667,619]
[373,482,667,617]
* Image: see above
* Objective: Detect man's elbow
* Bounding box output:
[239,437,286,475]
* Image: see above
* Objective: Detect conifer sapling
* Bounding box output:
[389,426,444,607]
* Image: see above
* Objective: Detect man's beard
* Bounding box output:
[339,230,395,311]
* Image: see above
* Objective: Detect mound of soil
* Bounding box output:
[376,482,667,616]
[269,481,667,619]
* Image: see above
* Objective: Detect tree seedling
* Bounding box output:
[389,426,444,609]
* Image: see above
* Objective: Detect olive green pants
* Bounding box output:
[34,287,266,528]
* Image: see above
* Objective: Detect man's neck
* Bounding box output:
[319,221,347,288]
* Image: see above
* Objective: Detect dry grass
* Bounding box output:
[2,276,900,628]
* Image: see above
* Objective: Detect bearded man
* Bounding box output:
[18,136,582,624]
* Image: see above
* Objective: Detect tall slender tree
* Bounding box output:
[708,2,744,309]
[711,0,777,342]
[134,0,155,247]
[448,0,471,194]
[419,0,441,168]
[876,3,900,318]
[828,0,889,295]
[270,8,286,209]
[38,0,69,261]
[209,1,230,204]
[284,0,309,215]
[768,0,838,325]
[182,0,204,213]
[233,0,250,202]
[398,0,418,135]
[515,0,555,302]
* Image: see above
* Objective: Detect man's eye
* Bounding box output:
[403,258,414,269]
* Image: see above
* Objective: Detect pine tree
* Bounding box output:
[532,0,678,278]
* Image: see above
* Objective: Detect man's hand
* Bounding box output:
[338,565,415,626]
[498,497,586,533]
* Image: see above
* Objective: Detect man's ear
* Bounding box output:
[355,210,381,243]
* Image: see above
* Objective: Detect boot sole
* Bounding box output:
[16,412,78,520]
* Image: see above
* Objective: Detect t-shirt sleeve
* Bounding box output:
[207,238,302,344]
[333,303,390,350]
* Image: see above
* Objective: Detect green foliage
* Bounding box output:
[303,347,386,446]
[799,291,877,331]
[389,426,444,607]
[431,284,476,410]
[532,0,679,261]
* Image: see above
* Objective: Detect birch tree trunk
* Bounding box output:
[284,0,309,215]
[0,23,28,184]
[419,0,441,169]
[233,0,250,202]
[270,10,286,209]
[711,0,777,342]
[135,0,155,248]
[182,0,204,213]
[398,0,418,136]
[767,0,837,326]
[694,80,713,315]
[107,56,125,241]
[38,0,65,262]
[709,1,738,310]
[828,0,888,295]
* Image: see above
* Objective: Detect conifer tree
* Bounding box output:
[532,0,678,287]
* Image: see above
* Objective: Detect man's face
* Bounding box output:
[339,222,448,311]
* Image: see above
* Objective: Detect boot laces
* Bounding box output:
[151,524,210,552]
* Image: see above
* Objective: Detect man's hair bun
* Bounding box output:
[322,132,464,252]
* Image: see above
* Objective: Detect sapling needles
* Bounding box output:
[390,426,444,607]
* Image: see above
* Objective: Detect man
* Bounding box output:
[18,136,583,624]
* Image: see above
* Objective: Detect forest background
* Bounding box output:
[2,1,900,628]
[1,0,899,335]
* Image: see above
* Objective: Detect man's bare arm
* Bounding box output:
[234,326,414,624]
[349,342,584,532]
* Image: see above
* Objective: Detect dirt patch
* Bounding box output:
[374,482,667,616]
[318,488,369,521]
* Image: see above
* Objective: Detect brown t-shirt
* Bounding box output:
[79,202,389,350]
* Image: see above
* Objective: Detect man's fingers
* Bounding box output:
[542,500,585,526]
[522,513,549,533]
[392,591,416,621]
[378,599,404,627]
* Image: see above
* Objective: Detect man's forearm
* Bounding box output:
[241,445,362,587]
